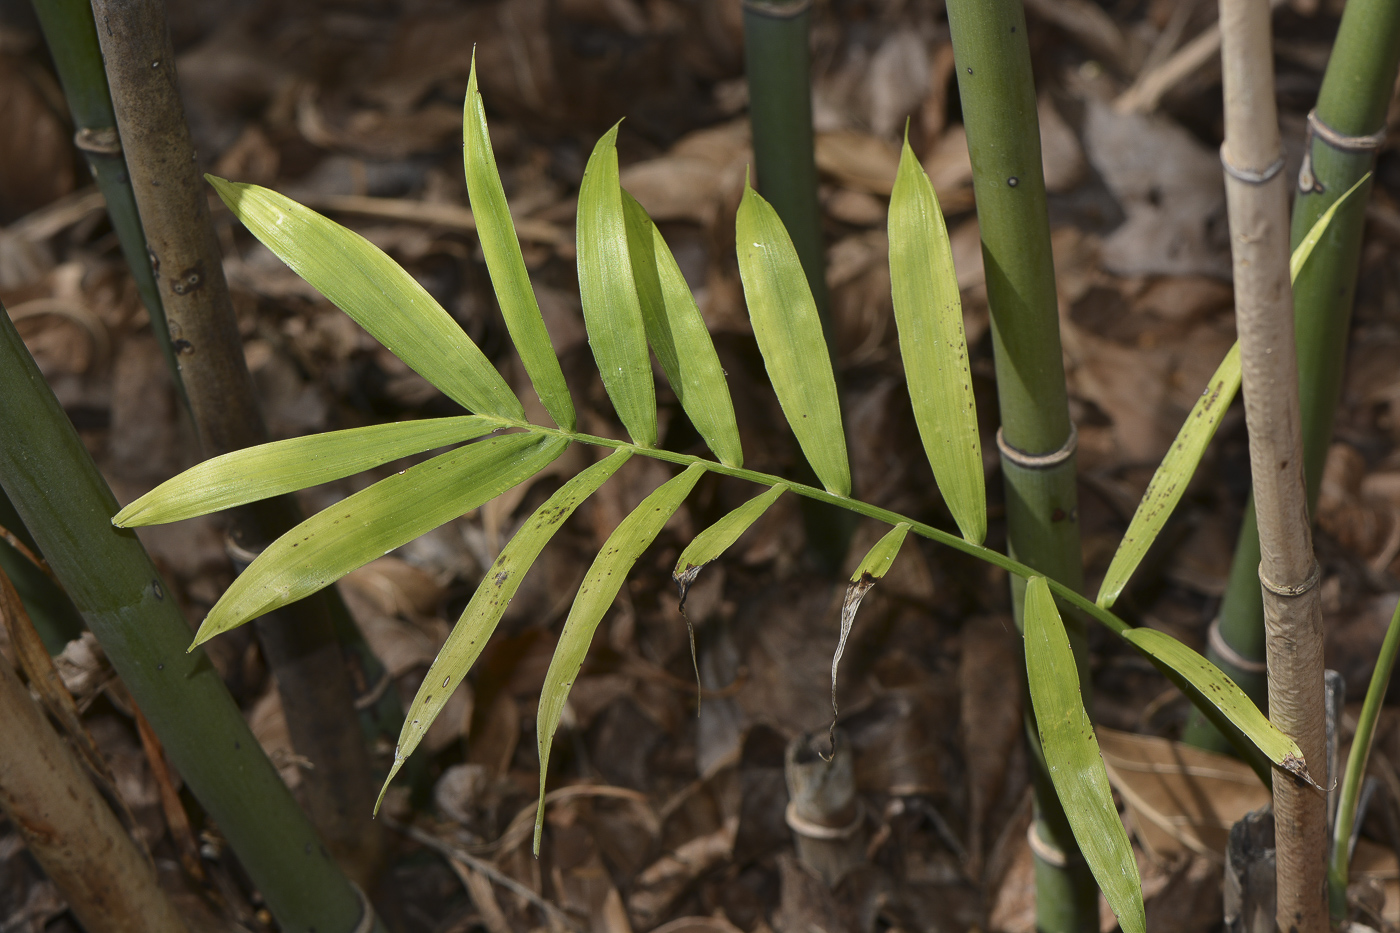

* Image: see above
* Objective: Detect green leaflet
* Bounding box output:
[193,434,568,646]
[576,124,657,447]
[1096,344,1241,608]
[113,417,497,527]
[1123,627,1309,783]
[1025,577,1145,933]
[887,136,985,545]
[736,183,850,497]
[621,191,743,467]
[1291,173,1370,283]
[377,448,630,811]
[829,522,911,750]
[1096,178,1370,608]
[535,462,706,852]
[673,483,787,585]
[207,177,524,422]
[464,58,575,431]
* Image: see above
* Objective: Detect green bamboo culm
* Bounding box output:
[0,305,386,933]
[943,1,1093,929]
[742,0,852,572]
[1183,0,1400,754]
[29,0,184,406]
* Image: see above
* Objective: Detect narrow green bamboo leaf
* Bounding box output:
[828,522,911,750]
[114,417,497,527]
[1123,626,1311,782]
[464,57,575,431]
[535,462,706,852]
[1025,577,1146,933]
[377,448,631,811]
[736,182,850,497]
[208,177,524,421]
[673,483,787,585]
[576,125,657,447]
[888,136,985,545]
[1096,344,1241,608]
[621,191,743,467]
[1290,173,1370,283]
[195,433,567,646]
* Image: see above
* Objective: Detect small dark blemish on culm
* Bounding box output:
[157,663,165,671]
[153,580,165,600]
[1008,177,1019,188]
[966,66,973,74]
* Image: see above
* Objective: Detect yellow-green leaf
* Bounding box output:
[622,191,742,467]
[113,417,497,527]
[736,183,850,497]
[888,137,985,544]
[576,125,656,447]
[1025,577,1145,933]
[464,57,575,430]
[1096,344,1240,608]
[1291,173,1370,283]
[207,176,524,421]
[377,448,630,810]
[673,483,787,586]
[194,433,567,646]
[535,462,706,852]
[1123,627,1311,784]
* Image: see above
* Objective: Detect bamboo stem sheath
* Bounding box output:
[1218,0,1327,929]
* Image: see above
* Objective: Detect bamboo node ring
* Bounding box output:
[1220,146,1284,185]
[1307,109,1387,153]
[351,883,375,933]
[1027,824,1079,867]
[224,536,264,571]
[74,127,123,156]
[785,799,864,841]
[996,424,1077,470]
[1207,617,1268,675]
[1257,561,1322,598]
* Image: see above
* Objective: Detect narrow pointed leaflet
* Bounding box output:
[378,449,631,811]
[208,176,524,421]
[576,124,657,447]
[736,183,850,496]
[622,191,743,467]
[829,522,910,753]
[535,462,706,852]
[673,483,787,601]
[464,56,575,430]
[887,136,985,544]
[114,417,498,527]
[1024,577,1146,933]
[194,434,568,646]
[1096,177,1369,608]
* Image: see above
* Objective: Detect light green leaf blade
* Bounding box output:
[576,124,657,447]
[464,57,575,431]
[194,433,568,646]
[1025,577,1145,933]
[1096,343,1240,608]
[207,176,525,421]
[535,462,706,852]
[1123,626,1311,784]
[377,448,630,811]
[829,522,912,749]
[888,137,985,545]
[1291,172,1370,283]
[736,183,850,497]
[113,417,497,527]
[1099,174,1371,608]
[673,484,786,582]
[621,190,743,467]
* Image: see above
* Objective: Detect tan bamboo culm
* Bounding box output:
[1217,0,1328,930]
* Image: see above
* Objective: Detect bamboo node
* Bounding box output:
[1208,618,1268,674]
[351,882,376,933]
[1219,146,1285,185]
[1026,824,1080,867]
[1307,109,1387,153]
[996,424,1077,469]
[73,127,122,156]
[224,536,263,571]
[1257,561,1321,598]
[785,799,864,840]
